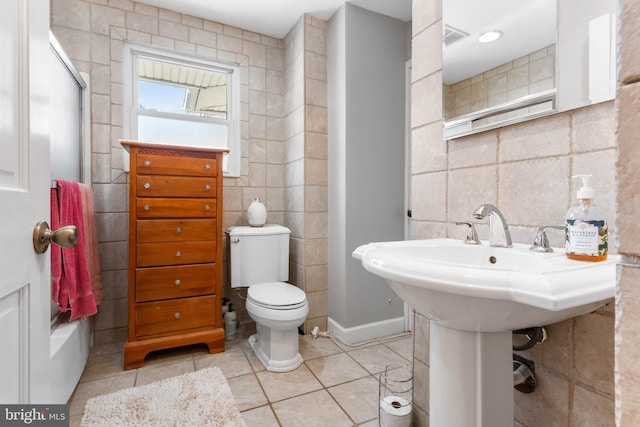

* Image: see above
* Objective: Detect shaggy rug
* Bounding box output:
[80,367,246,427]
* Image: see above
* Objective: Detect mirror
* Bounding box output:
[443,0,616,139]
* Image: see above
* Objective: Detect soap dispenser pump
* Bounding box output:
[565,175,608,262]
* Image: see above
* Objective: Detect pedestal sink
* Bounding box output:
[353,238,619,427]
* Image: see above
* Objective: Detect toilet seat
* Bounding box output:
[247,282,307,310]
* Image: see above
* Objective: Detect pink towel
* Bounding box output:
[79,183,103,305]
[50,187,63,304]
[50,180,97,320]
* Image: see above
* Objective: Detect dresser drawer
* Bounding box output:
[135,295,217,338]
[137,241,216,267]
[136,198,216,218]
[136,175,217,198]
[135,264,216,302]
[137,219,216,243]
[136,153,217,177]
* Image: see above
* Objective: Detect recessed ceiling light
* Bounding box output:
[478,30,503,43]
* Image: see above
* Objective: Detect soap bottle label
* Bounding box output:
[565,219,608,256]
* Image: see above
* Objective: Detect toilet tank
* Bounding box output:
[227,225,291,287]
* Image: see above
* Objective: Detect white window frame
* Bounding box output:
[123,43,241,177]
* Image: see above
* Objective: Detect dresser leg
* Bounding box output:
[123,341,148,370]
[123,328,226,370]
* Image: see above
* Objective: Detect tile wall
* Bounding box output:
[411,0,618,425]
[615,0,640,425]
[50,0,328,342]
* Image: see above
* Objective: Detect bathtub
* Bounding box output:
[48,313,90,404]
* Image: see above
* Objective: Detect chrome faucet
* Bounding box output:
[472,204,513,247]
[529,225,565,252]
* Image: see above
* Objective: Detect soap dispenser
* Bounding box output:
[224,303,237,341]
[565,175,608,262]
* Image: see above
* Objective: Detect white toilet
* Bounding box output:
[227,224,309,372]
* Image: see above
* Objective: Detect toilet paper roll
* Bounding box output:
[380,395,412,427]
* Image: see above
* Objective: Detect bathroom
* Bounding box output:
[41,0,640,425]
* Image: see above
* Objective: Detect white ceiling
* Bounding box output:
[134,0,412,39]
[133,0,555,86]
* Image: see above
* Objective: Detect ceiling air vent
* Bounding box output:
[444,24,469,46]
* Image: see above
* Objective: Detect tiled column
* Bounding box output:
[283,16,328,333]
[615,0,640,424]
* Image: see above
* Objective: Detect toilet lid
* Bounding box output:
[248,282,307,310]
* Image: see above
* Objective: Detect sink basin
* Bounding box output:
[353,237,619,427]
[353,238,619,332]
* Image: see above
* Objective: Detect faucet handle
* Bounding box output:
[529,225,565,252]
[455,222,481,245]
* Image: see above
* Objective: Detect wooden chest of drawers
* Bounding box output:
[122,141,226,369]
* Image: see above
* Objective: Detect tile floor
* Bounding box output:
[68,324,413,426]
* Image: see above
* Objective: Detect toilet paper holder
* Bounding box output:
[379,362,413,427]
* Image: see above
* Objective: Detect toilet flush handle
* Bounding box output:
[231,237,240,243]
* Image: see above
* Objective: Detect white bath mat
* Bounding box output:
[80,367,246,427]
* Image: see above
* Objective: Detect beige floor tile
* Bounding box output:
[256,364,323,402]
[68,371,137,417]
[348,343,410,374]
[224,323,257,352]
[330,336,381,352]
[88,341,124,358]
[227,373,269,411]
[69,333,407,426]
[194,347,253,379]
[382,334,414,361]
[68,414,82,427]
[237,339,268,372]
[272,390,353,427]
[241,405,280,427]
[328,375,380,424]
[298,335,343,360]
[306,352,369,387]
[79,350,125,383]
[134,359,195,386]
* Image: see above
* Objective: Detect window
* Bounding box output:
[123,44,241,176]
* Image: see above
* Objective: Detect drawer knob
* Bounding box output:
[144,182,151,189]
[176,227,182,233]
[174,279,181,285]
[205,184,211,191]
[174,312,181,319]
[143,205,150,211]
[143,160,151,167]
[176,251,181,257]
[204,205,210,211]
[204,163,211,170]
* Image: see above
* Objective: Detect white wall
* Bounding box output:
[328,4,408,336]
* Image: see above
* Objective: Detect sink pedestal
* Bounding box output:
[430,322,514,427]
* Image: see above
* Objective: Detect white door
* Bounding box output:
[0,0,51,403]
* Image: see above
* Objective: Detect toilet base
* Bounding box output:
[248,328,303,372]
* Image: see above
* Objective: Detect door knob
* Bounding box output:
[33,221,78,254]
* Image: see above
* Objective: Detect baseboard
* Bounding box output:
[327,316,406,346]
